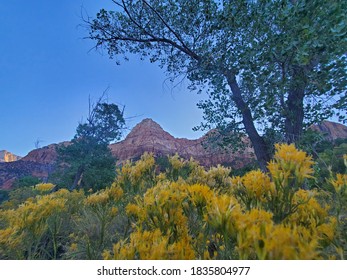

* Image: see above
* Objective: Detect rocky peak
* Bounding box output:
[0,150,22,163]
[125,118,175,143]
[110,118,254,167]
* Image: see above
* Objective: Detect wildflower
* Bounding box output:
[205,165,232,189]
[330,174,347,194]
[110,207,118,217]
[85,191,110,206]
[187,184,215,208]
[268,144,314,188]
[241,171,272,199]
[232,170,273,210]
[125,203,142,218]
[106,185,124,201]
[169,154,185,171]
[206,194,242,237]
[69,243,78,251]
[102,250,112,260]
[34,183,55,193]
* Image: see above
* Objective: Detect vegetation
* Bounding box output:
[53,97,125,191]
[12,176,41,189]
[87,0,347,170]
[1,1,346,261]
[1,144,346,260]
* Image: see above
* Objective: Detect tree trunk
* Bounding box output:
[224,71,271,171]
[284,70,306,143]
[71,165,84,190]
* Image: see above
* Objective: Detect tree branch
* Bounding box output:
[141,1,189,50]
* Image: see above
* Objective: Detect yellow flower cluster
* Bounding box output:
[104,229,195,260]
[85,185,123,207]
[34,183,55,193]
[330,173,347,194]
[186,184,215,209]
[205,165,232,189]
[231,170,273,209]
[0,189,71,259]
[206,194,241,237]
[268,143,314,188]
[117,152,156,192]
[169,153,185,171]
[1,144,345,260]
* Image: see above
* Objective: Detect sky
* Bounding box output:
[0,0,207,157]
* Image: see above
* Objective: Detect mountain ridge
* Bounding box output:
[1,119,346,190]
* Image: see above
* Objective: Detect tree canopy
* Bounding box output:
[55,97,125,190]
[87,0,347,170]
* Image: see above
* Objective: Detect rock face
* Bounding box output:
[0,145,59,190]
[0,161,54,190]
[20,143,62,164]
[310,121,347,141]
[109,118,255,167]
[0,150,22,163]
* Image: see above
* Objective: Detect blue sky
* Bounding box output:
[0,0,207,156]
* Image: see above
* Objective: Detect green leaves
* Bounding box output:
[54,98,125,191]
[76,102,125,145]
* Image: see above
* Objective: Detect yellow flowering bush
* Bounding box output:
[137,182,189,240]
[66,184,123,259]
[117,152,156,193]
[330,173,347,195]
[328,172,347,258]
[0,144,346,260]
[268,143,314,188]
[103,229,195,260]
[205,165,232,189]
[166,154,199,181]
[231,170,273,210]
[0,188,84,259]
[34,183,55,193]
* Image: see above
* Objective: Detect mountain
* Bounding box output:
[0,145,59,190]
[0,119,346,190]
[109,118,254,167]
[0,150,22,163]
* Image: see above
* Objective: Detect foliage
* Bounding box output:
[2,186,40,209]
[116,152,157,195]
[1,145,346,259]
[66,184,123,259]
[0,190,9,205]
[54,98,125,190]
[87,0,347,170]
[12,176,41,189]
[298,130,347,190]
[0,184,84,259]
[55,143,116,190]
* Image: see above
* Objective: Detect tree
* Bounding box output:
[87,0,346,171]
[56,97,125,190]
